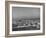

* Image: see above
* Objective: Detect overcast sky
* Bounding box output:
[12,7,40,19]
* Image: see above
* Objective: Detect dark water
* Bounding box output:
[12,25,40,31]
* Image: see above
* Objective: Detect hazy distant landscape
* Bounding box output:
[12,7,40,31]
[12,18,40,31]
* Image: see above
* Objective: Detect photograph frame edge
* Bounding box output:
[5,1,45,37]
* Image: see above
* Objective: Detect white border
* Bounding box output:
[9,4,43,34]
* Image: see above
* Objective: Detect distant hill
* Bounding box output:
[12,17,40,21]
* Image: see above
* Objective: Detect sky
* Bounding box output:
[12,7,40,19]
